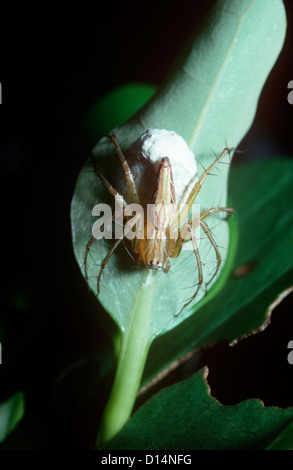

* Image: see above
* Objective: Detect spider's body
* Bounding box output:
[134,156,176,272]
[84,129,233,315]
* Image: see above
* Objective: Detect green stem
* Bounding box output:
[96,271,155,446]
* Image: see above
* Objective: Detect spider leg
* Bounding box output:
[175,224,203,317]
[84,211,119,285]
[96,211,144,294]
[96,238,125,294]
[163,258,171,273]
[168,219,194,259]
[175,147,232,224]
[84,234,96,285]
[199,219,222,288]
[168,229,185,258]
[91,152,127,208]
[85,154,127,287]
[200,206,234,221]
[177,171,199,206]
[108,134,140,204]
[86,133,142,295]
[178,205,233,294]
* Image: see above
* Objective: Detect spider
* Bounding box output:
[84,129,234,316]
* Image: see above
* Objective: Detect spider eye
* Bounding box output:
[147,259,162,270]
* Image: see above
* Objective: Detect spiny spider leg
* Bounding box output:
[199,219,222,288]
[198,206,234,289]
[177,171,199,206]
[87,131,143,293]
[91,152,127,208]
[175,147,231,224]
[84,234,96,285]
[195,206,234,289]
[96,238,125,294]
[96,212,143,294]
[175,223,203,317]
[85,151,128,290]
[84,211,122,286]
[107,134,140,204]
[172,205,234,315]
[199,206,234,221]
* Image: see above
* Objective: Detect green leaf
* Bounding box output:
[103,368,293,450]
[71,0,286,443]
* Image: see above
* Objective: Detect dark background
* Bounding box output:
[0,0,293,449]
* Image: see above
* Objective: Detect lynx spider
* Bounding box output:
[84,129,234,316]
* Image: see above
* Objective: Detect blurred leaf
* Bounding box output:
[0,392,24,443]
[84,82,155,140]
